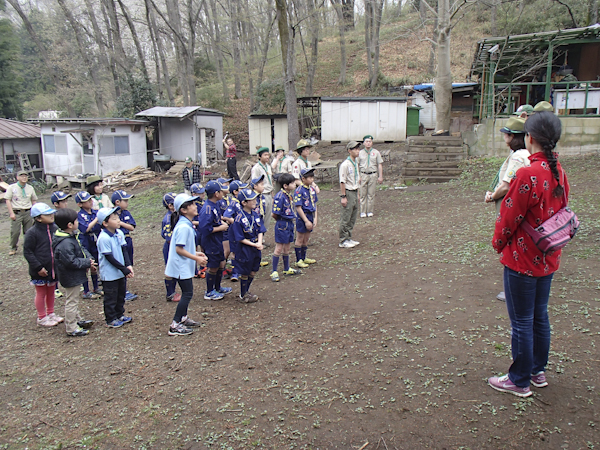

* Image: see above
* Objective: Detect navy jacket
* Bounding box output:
[52,230,93,288]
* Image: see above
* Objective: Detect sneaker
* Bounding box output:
[119,316,133,324]
[223,268,232,279]
[181,317,201,327]
[283,268,301,276]
[230,273,239,282]
[77,320,94,329]
[367,213,374,217]
[48,313,64,324]
[82,291,98,300]
[37,316,58,327]
[217,286,233,295]
[55,289,63,298]
[168,323,193,336]
[67,327,89,337]
[8,248,17,256]
[349,240,360,246]
[106,319,125,328]
[124,291,138,301]
[204,289,225,301]
[260,261,269,267]
[93,288,104,296]
[166,293,181,302]
[296,260,309,268]
[271,271,280,282]
[496,291,506,302]
[488,374,532,397]
[237,292,258,303]
[360,213,367,218]
[303,257,316,264]
[531,371,548,388]
[339,240,356,248]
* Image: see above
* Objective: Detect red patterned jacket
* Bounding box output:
[492,152,570,277]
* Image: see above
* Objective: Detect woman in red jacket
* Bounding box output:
[488,112,569,398]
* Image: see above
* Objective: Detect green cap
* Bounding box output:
[499,117,526,134]
[513,104,534,115]
[363,135,374,140]
[346,141,361,150]
[257,146,270,155]
[533,101,554,113]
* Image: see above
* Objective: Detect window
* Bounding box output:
[99,136,130,156]
[43,135,67,154]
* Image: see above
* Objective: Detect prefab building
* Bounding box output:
[248,114,289,155]
[31,118,150,185]
[321,97,408,142]
[0,118,43,179]
[136,106,224,166]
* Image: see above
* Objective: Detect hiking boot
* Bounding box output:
[204,289,224,301]
[283,268,301,276]
[166,293,181,302]
[270,271,280,282]
[8,248,17,256]
[67,327,89,337]
[531,371,548,388]
[339,240,355,248]
[237,292,258,303]
[296,260,309,268]
[488,374,532,397]
[48,313,64,324]
[181,316,200,327]
[168,323,193,336]
[77,320,94,329]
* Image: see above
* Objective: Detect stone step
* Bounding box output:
[404,175,458,183]
[403,168,463,176]
[406,154,465,163]
[405,161,462,168]
[407,136,463,146]
[406,146,465,153]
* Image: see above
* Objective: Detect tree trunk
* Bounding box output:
[185,0,197,105]
[163,0,189,104]
[229,0,243,99]
[5,0,75,116]
[365,1,374,85]
[371,0,383,89]
[255,12,275,110]
[491,0,497,36]
[56,0,106,115]
[116,0,150,81]
[145,0,174,104]
[592,0,598,24]
[275,0,300,150]
[208,0,230,103]
[435,0,452,131]
[341,0,354,31]
[102,0,129,72]
[100,0,121,98]
[304,0,320,96]
[419,0,426,22]
[331,0,347,84]
[427,14,438,76]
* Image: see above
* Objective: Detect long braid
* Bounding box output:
[543,147,564,198]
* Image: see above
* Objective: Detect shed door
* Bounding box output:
[248,119,271,155]
[83,136,95,174]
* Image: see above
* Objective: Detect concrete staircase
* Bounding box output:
[402,136,467,183]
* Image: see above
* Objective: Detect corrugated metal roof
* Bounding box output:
[321,97,408,102]
[28,118,149,125]
[136,106,225,119]
[0,118,41,139]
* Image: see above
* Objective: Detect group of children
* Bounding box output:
[22,165,321,338]
[23,175,138,336]
[161,167,319,336]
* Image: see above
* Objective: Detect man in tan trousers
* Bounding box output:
[358,135,383,218]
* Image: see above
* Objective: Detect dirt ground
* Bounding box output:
[0,154,599,450]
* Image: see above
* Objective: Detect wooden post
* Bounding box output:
[545,44,554,101]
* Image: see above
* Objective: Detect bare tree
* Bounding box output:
[365,0,384,89]
[342,0,354,30]
[304,0,321,96]
[116,0,150,82]
[331,0,348,84]
[207,0,230,103]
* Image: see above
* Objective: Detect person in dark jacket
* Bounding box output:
[182,157,202,194]
[53,208,96,336]
[23,203,62,327]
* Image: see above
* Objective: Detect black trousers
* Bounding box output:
[227,158,239,180]
[103,278,126,323]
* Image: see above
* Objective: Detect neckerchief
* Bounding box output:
[347,156,358,184]
[94,194,105,209]
[259,162,272,185]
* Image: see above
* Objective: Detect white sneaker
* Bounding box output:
[37,316,58,327]
[339,240,356,248]
[48,313,64,323]
[349,240,360,246]
[367,213,374,217]
[360,213,367,218]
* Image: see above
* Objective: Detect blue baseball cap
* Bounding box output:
[75,191,92,203]
[31,203,56,218]
[96,206,120,224]
[229,180,248,192]
[162,192,176,208]
[238,188,259,202]
[250,174,265,187]
[217,177,233,185]
[301,168,315,178]
[204,180,222,195]
[111,190,134,203]
[190,183,205,195]
[50,191,71,204]
[174,193,198,212]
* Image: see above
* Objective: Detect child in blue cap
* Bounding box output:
[51,191,72,210]
[23,203,62,327]
[165,194,208,336]
[223,180,248,282]
[216,178,234,278]
[230,189,266,302]
[198,180,231,300]
[190,183,207,278]
[112,190,138,301]
[293,168,318,268]
[75,191,102,299]
[161,193,180,302]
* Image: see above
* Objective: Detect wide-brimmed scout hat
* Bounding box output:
[346,141,361,150]
[500,117,526,134]
[296,139,312,152]
[17,170,29,177]
[275,146,285,153]
[86,175,102,185]
[533,101,554,113]
[513,104,534,116]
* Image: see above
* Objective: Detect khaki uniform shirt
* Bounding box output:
[494,149,531,191]
[272,157,293,175]
[339,158,361,191]
[358,148,383,174]
[292,157,311,180]
[251,162,274,194]
[4,182,37,210]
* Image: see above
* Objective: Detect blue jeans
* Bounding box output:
[504,266,553,387]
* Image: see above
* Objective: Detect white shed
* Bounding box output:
[31,118,150,185]
[248,114,289,155]
[136,106,224,166]
[321,97,408,142]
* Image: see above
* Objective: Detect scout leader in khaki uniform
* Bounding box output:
[5,170,38,255]
[251,147,275,231]
[339,141,361,249]
[358,135,383,217]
